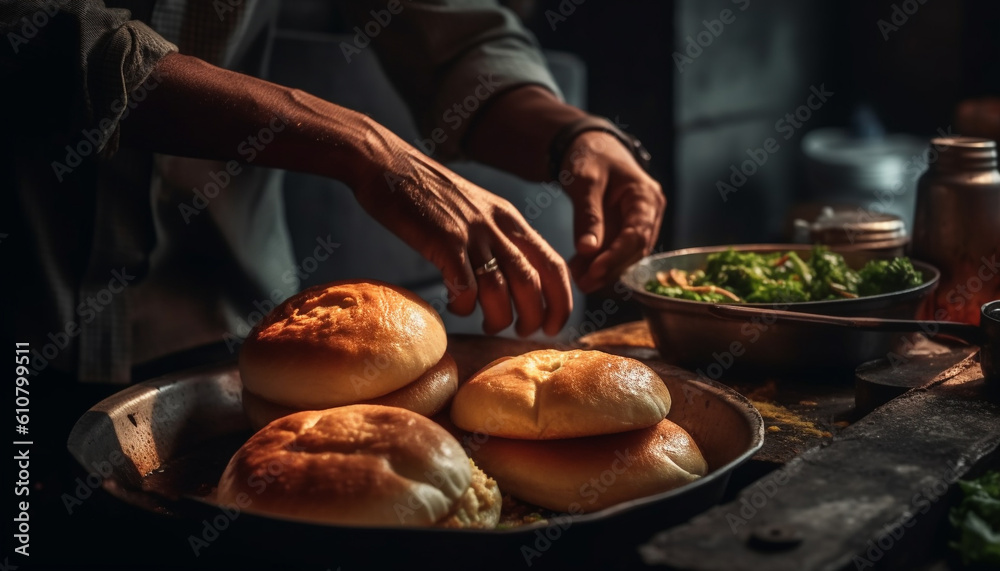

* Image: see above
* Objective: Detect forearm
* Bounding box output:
[120,53,392,188]
[463,85,589,182]
[116,55,572,337]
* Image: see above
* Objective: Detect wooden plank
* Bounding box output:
[581,322,977,468]
[639,359,1000,571]
[580,321,851,465]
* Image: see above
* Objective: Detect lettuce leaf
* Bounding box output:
[949,471,1000,566]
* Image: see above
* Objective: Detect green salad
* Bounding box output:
[949,470,1000,566]
[644,246,923,303]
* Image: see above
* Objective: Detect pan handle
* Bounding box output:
[706,304,986,346]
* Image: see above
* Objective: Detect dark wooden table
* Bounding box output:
[29,326,996,570]
[542,321,1000,570]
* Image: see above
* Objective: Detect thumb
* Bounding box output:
[570,176,607,256]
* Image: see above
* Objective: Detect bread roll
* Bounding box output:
[437,459,503,529]
[241,353,459,430]
[216,405,474,526]
[239,280,447,409]
[468,418,707,512]
[450,349,672,439]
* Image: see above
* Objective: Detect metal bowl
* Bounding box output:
[67,356,763,569]
[621,244,940,377]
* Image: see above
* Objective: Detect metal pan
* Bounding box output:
[621,244,940,376]
[67,357,763,570]
[708,299,1000,383]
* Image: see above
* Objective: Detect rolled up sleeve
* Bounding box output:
[344,0,561,160]
[1,0,176,156]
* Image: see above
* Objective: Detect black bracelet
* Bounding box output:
[548,116,652,181]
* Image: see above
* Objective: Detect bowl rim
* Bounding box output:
[621,243,940,310]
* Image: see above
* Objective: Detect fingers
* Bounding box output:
[502,223,573,336]
[470,238,514,335]
[577,227,646,292]
[428,244,478,317]
[490,235,544,337]
[570,172,608,256]
[573,182,663,292]
[473,204,572,337]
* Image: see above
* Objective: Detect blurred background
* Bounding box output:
[268,0,1000,332]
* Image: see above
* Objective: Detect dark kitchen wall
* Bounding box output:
[517,0,676,242]
[522,0,1000,250]
[273,0,999,266]
[670,0,845,248]
[523,0,849,249]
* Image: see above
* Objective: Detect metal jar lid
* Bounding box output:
[796,207,909,251]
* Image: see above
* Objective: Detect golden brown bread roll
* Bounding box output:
[436,459,503,529]
[216,405,500,528]
[239,280,447,409]
[240,353,458,430]
[450,349,672,439]
[467,418,707,513]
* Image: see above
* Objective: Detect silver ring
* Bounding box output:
[474,257,500,276]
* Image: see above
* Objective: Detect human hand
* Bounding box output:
[560,131,665,293]
[352,148,573,337]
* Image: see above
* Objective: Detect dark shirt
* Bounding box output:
[2,0,559,383]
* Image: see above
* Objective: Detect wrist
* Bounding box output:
[463,85,588,181]
[549,116,652,181]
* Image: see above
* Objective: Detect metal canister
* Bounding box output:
[911,137,1000,325]
[800,207,909,256]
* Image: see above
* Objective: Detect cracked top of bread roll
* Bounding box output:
[239,280,447,408]
[450,349,672,439]
[216,405,472,527]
